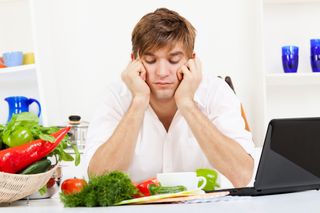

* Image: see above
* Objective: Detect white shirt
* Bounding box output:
[84,74,255,186]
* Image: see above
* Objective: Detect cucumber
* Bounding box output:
[20,159,52,174]
[150,185,187,195]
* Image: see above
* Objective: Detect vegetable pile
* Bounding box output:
[61,178,88,195]
[60,172,190,207]
[0,112,80,174]
[135,177,186,197]
[60,171,138,207]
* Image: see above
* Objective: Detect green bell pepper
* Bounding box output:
[3,126,34,147]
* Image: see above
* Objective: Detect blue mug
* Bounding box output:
[4,96,42,122]
[282,46,299,73]
[3,51,23,67]
[310,39,320,72]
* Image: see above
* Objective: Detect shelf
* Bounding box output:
[264,0,320,4]
[0,64,36,74]
[0,64,39,124]
[265,72,320,85]
[0,64,36,83]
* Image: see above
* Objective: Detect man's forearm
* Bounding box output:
[179,101,254,187]
[88,97,147,177]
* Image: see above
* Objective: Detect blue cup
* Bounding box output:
[2,51,23,67]
[4,96,42,123]
[310,39,320,72]
[282,46,299,73]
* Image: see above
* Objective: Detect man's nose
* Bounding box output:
[156,61,170,77]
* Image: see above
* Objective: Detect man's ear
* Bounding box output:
[192,53,196,59]
[131,53,135,61]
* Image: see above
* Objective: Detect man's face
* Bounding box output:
[141,43,189,102]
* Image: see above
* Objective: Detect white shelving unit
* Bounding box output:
[0,64,35,73]
[0,65,42,124]
[262,0,320,124]
[266,72,320,85]
[264,0,320,3]
[0,0,45,125]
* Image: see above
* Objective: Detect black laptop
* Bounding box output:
[209,117,320,196]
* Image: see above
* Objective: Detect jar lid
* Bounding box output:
[67,115,89,127]
[69,115,81,125]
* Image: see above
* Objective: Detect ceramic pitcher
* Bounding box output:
[4,96,41,122]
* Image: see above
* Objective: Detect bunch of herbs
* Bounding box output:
[60,171,138,207]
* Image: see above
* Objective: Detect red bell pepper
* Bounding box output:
[135,177,160,197]
[0,127,70,174]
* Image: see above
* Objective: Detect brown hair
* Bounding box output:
[131,8,196,58]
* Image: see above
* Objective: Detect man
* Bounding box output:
[84,8,254,187]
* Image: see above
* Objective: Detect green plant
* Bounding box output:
[60,171,138,207]
[1,112,80,166]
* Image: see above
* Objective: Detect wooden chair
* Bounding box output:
[219,76,251,132]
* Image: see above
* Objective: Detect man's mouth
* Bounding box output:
[154,81,173,84]
[155,82,171,85]
[155,82,172,86]
[154,82,173,88]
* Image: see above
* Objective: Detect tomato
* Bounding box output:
[61,178,87,195]
[46,178,56,188]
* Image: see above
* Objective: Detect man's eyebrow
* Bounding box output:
[144,52,155,56]
[143,51,184,57]
[169,51,184,56]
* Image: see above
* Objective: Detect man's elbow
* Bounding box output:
[232,156,254,187]
[87,159,98,178]
[87,158,129,178]
[87,158,107,178]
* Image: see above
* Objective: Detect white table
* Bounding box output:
[1,190,320,213]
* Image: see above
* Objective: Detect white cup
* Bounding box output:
[157,172,207,191]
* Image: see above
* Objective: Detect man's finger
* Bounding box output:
[180,65,191,78]
[191,57,202,80]
[195,57,202,71]
[187,59,196,73]
[190,58,202,74]
[177,67,183,80]
[139,62,147,81]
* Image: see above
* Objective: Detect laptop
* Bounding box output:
[209,117,320,196]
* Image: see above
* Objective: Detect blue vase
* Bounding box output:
[310,39,320,72]
[282,54,299,73]
[282,46,299,73]
[4,96,41,122]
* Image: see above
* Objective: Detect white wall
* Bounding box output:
[264,3,320,74]
[0,0,37,124]
[262,2,320,124]
[0,0,34,55]
[32,0,264,145]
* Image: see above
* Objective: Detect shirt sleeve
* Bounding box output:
[83,84,127,175]
[206,79,255,156]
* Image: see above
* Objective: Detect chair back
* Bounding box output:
[219,76,251,131]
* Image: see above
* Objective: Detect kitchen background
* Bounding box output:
[1,0,320,149]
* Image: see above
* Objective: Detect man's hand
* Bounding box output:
[175,58,202,109]
[121,59,150,109]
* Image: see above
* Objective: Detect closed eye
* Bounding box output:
[169,56,182,64]
[169,60,180,64]
[145,60,156,64]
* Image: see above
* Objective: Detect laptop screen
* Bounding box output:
[254,117,320,190]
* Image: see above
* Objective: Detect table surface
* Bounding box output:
[1,189,320,213]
